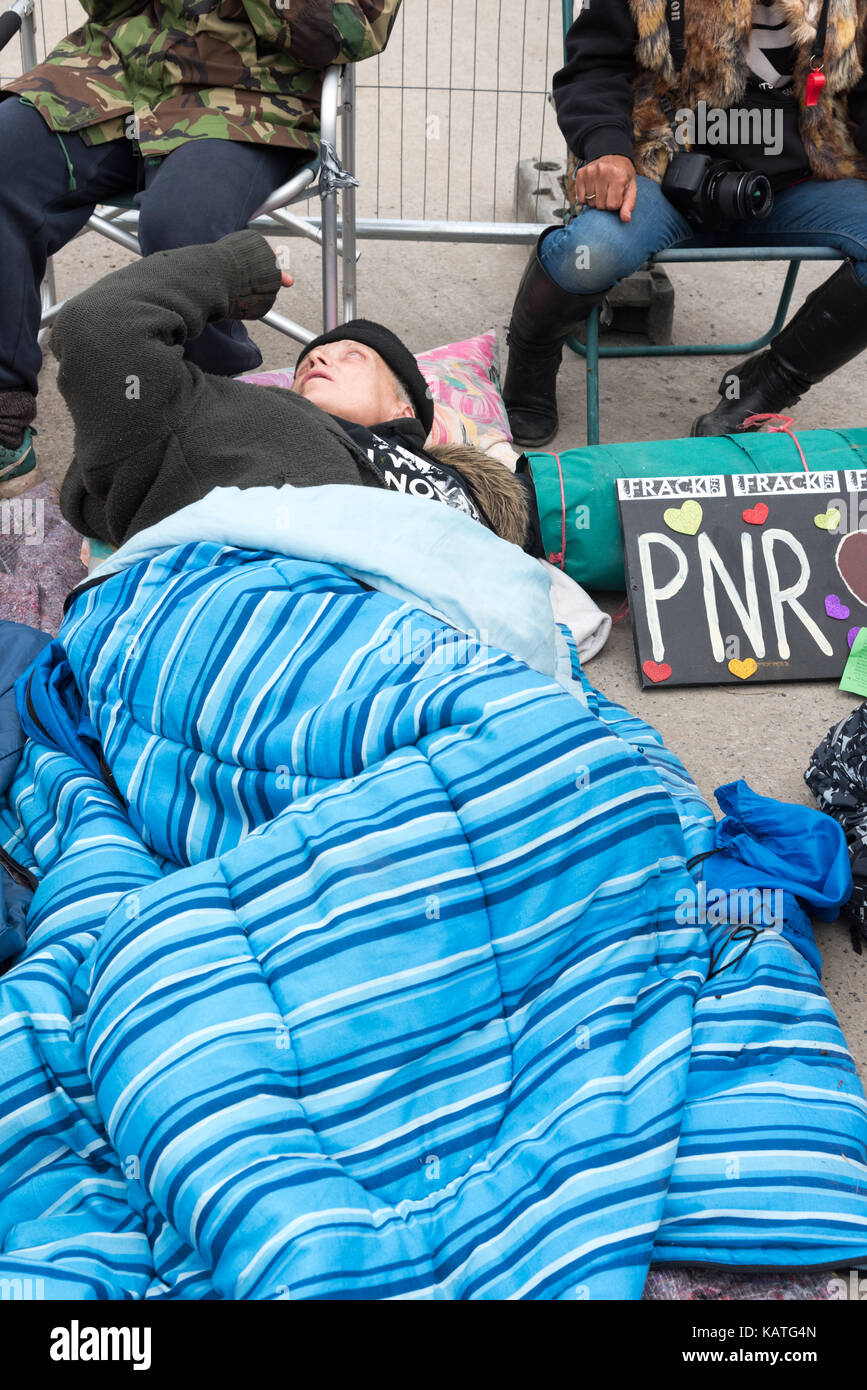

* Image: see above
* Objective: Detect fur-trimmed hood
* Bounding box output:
[427,443,531,551]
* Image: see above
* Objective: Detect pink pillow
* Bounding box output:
[239,329,518,466]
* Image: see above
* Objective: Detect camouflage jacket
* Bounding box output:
[3,0,401,155]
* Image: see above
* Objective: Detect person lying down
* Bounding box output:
[52,229,544,558]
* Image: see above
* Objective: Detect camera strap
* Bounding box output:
[665,0,686,77]
[661,0,687,143]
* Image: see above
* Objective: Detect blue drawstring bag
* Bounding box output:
[700,780,853,977]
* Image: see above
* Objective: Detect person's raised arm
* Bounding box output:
[239,0,402,67]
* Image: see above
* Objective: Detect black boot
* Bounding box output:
[692,260,867,437]
[503,227,607,448]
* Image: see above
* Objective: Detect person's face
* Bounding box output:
[293,340,416,428]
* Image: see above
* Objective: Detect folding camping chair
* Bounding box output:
[558,0,842,445]
[0,0,358,346]
[571,246,842,446]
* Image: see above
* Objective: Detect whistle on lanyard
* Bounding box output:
[805,0,830,107]
[805,62,826,107]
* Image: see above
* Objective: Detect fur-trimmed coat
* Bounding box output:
[557,0,867,200]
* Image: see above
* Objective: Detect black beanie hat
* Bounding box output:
[295,319,434,435]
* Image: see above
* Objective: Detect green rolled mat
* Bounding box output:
[520,427,867,591]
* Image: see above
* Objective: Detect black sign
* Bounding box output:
[617,469,867,688]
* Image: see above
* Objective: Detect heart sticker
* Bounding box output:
[836,531,867,606]
[663,501,703,536]
[642,661,672,684]
[742,503,769,526]
[728,658,758,681]
[848,627,862,649]
[825,594,851,621]
[814,508,842,531]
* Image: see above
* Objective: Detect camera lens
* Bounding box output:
[741,172,773,219]
[712,170,773,222]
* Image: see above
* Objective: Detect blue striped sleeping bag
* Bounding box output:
[0,488,865,1300]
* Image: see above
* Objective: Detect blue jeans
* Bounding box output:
[540,173,867,294]
[0,97,305,394]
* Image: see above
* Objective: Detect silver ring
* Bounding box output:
[584,193,597,202]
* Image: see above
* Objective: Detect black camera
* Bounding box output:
[661,152,774,228]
